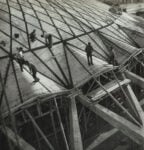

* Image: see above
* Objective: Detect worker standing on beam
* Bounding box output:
[109,47,118,66]
[85,42,93,66]
[109,47,115,65]
[41,31,53,48]
[14,47,25,72]
[26,61,39,82]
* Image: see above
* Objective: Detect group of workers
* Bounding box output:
[0,28,117,83]
[13,29,53,82]
[14,47,39,82]
[85,42,117,66]
[30,29,53,48]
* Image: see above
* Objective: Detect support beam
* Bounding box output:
[125,70,144,89]
[25,110,55,150]
[69,96,83,150]
[87,79,131,101]
[54,98,70,150]
[125,84,144,125]
[86,128,119,150]
[85,98,144,150]
[94,79,141,126]
[50,101,59,149]
[77,94,144,145]
[0,126,35,150]
[140,99,144,109]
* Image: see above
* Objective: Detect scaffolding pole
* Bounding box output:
[77,94,144,145]
[25,110,55,150]
[69,95,83,150]
[0,126,36,150]
[54,98,70,150]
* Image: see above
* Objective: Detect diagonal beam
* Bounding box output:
[11,60,24,103]
[86,99,144,150]
[87,79,131,101]
[118,26,141,48]
[69,95,83,150]
[21,22,114,54]
[86,128,119,150]
[25,110,55,150]
[95,79,141,126]
[56,1,109,60]
[0,45,9,55]
[49,100,59,149]
[125,84,144,125]
[0,60,11,107]
[0,126,35,150]
[112,71,141,120]
[98,32,131,55]
[31,0,70,87]
[125,70,144,89]
[53,98,70,150]
[53,0,109,60]
[16,0,68,87]
[76,94,144,145]
[49,46,70,87]
[64,44,74,88]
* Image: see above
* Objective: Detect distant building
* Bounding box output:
[100,0,143,5]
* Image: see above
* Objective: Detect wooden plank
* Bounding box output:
[0,126,35,150]
[86,128,118,150]
[2,89,70,118]
[77,94,144,145]
[54,98,69,150]
[125,84,144,125]
[25,110,55,150]
[87,79,130,101]
[69,96,83,150]
[125,70,144,89]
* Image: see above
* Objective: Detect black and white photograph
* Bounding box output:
[0,0,144,150]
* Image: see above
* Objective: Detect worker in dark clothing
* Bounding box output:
[41,32,53,48]
[109,52,115,65]
[85,42,93,66]
[48,34,52,48]
[26,62,39,82]
[14,47,25,72]
[109,47,118,65]
[30,29,36,42]
[0,40,6,47]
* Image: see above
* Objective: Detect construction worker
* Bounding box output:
[14,33,19,39]
[85,42,93,66]
[41,32,53,48]
[30,29,36,42]
[14,47,25,72]
[109,47,118,65]
[26,61,39,82]
[0,40,6,47]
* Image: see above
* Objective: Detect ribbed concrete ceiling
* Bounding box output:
[0,0,143,113]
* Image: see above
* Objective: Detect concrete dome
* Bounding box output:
[0,0,143,114]
[1,1,144,150]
